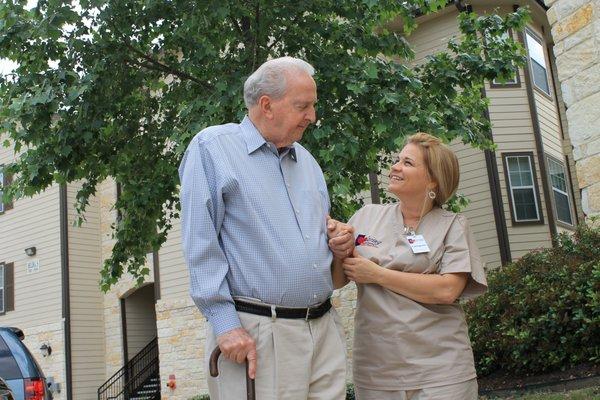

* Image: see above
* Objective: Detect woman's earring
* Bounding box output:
[428,190,436,199]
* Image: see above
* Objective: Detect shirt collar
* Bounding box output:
[240,116,298,162]
[240,116,267,155]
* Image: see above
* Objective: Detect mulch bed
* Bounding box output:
[478,363,600,393]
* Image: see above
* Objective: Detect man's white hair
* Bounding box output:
[243,57,315,108]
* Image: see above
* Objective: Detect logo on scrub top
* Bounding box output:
[355,234,382,248]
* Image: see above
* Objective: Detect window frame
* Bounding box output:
[0,164,12,214]
[490,29,522,88]
[502,152,544,225]
[524,28,552,99]
[0,263,4,314]
[0,166,4,214]
[546,155,575,228]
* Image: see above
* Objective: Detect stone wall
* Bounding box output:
[332,283,358,382]
[546,0,600,220]
[156,297,207,400]
[24,322,65,400]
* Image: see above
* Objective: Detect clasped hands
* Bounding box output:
[216,217,381,378]
[327,216,383,285]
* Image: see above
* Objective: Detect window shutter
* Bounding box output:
[5,263,14,312]
[3,173,12,211]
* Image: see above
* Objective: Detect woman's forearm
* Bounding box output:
[375,268,468,304]
[331,258,349,289]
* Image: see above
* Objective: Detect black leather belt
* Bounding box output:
[234,298,332,320]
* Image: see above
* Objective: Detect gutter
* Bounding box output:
[59,184,73,400]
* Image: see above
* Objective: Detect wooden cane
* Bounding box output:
[209,346,256,400]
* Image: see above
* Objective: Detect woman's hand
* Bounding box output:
[342,249,385,285]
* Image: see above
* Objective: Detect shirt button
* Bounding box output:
[295,209,300,214]
[286,183,291,188]
[305,235,310,239]
[313,294,317,299]
[313,263,318,269]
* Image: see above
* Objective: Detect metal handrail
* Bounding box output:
[98,337,159,400]
[112,355,159,400]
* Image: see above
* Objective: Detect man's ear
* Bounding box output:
[258,95,274,119]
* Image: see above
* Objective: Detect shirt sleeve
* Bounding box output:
[179,136,241,336]
[438,214,488,300]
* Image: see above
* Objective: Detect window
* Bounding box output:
[0,167,4,214]
[0,263,14,315]
[491,31,520,87]
[0,334,23,379]
[548,157,574,225]
[503,153,542,223]
[0,264,4,313]
[525,30,550,95]
[492,72,519,86]
[1,165,14,213]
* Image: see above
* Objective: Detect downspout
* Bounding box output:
[481,88,513,265]
[59,184,73,400]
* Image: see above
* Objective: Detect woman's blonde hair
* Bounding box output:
[405,132,460,207]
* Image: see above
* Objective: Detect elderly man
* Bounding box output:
[179,57,354,399]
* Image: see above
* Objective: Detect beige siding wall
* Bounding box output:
[451,141,503,268]
[158,216,189,299]
[66,182,106,399]
[405,7,503,268]
[124,283,157,358]
[526,23,565,161]
[476,5,553,258]
[0,144,63,326]
[407,7,460,65]
[548,46,583,224]
[405,4,569,261]
[485,71,554,257]
[0,138,65,398]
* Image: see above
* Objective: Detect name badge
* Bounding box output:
[407,234,430,254]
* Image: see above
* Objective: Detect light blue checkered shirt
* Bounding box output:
[179,116,334,336]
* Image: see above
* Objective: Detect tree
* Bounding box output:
[0,0,529,290]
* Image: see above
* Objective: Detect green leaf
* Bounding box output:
[0,0,529,291]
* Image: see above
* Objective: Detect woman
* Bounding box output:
[330,132,487,400]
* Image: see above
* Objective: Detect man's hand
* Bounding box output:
[327,216,355,259]
[216,327,257,379]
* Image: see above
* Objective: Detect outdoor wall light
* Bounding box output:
[25,246,37,257]
[40,343,52,357]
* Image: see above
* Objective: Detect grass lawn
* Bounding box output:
[480,387,600,399]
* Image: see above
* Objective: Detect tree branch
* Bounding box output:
[121,41,210,90]
[229,16,244,37]
[267,16,300,52]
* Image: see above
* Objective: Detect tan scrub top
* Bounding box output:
[348,204,487,390]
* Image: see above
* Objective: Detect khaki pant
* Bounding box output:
[355,379,478,400]
[206,309,347,400]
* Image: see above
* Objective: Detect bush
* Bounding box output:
[465,221,600,377]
